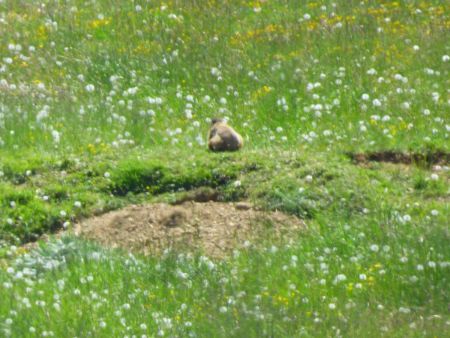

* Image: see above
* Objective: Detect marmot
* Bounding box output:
[207,118,243,152]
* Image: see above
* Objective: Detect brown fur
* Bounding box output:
[207,119,243,152]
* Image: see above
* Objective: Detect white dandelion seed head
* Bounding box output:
[333,274,347,284]
[372,98,382,107]
[51,130,60,144]
[399,307,411,314]
[402,214,411,222]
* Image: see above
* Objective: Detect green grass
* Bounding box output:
[0,212,448,336]
[0,0,449,337]
[0,0,448,153]
[1,148,449,336]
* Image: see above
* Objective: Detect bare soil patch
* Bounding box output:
[75,201,305,258]
[348,151,449,166]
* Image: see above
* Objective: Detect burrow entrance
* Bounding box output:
[348,151,449,166]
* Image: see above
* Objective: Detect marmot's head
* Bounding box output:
[211,117,225,125]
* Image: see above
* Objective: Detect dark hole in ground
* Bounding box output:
[172,185,248,205]
[171,187,221,205]
[347,151,449,166]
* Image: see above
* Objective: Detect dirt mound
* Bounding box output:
[75,201,305,257]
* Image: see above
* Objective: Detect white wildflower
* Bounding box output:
[370,244,379,252]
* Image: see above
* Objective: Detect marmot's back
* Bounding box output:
[208,122,243,152]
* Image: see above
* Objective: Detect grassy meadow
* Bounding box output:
[0,0,449,337]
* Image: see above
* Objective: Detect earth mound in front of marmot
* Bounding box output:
[75,201,305,257]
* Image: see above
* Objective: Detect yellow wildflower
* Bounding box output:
[89,18,111,29]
